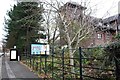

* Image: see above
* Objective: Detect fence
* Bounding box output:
[20,47,117,80]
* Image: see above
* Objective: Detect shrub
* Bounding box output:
[104,41,120,58]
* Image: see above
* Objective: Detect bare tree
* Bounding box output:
[42,0,99,72]
[42,2,60,47]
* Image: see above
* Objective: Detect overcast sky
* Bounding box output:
[0,0,119,45]
[0,0,15,45]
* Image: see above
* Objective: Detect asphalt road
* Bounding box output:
[0,54,39,80]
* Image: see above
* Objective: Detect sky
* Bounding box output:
[0,0,119,45]
[0,0,15,46]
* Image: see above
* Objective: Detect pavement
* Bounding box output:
[0,53,40,80]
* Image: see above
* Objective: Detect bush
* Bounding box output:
[104,41,120,58]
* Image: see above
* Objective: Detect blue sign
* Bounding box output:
[31,44,49,55]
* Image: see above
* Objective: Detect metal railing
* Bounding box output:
[20,47,117,80]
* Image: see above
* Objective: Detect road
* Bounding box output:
[0,53,39,80]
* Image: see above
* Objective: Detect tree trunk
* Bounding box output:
[68,45,74,73]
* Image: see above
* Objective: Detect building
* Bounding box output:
[59,2,118,47]
[103,14,120,34]
[92,14,120,47]
[59,2,86,21]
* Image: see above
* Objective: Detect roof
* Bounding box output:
[88,16,116,31]
[103,14,119,23]
[64,2,87,10]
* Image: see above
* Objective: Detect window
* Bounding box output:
[97,34,102,39]
[106,33,110,39]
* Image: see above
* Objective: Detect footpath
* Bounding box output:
[1,55,40,80]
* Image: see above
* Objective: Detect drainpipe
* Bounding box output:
[116,20,119,35]
[116,14,120,35]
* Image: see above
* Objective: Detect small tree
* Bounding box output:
[43,4,60,46]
